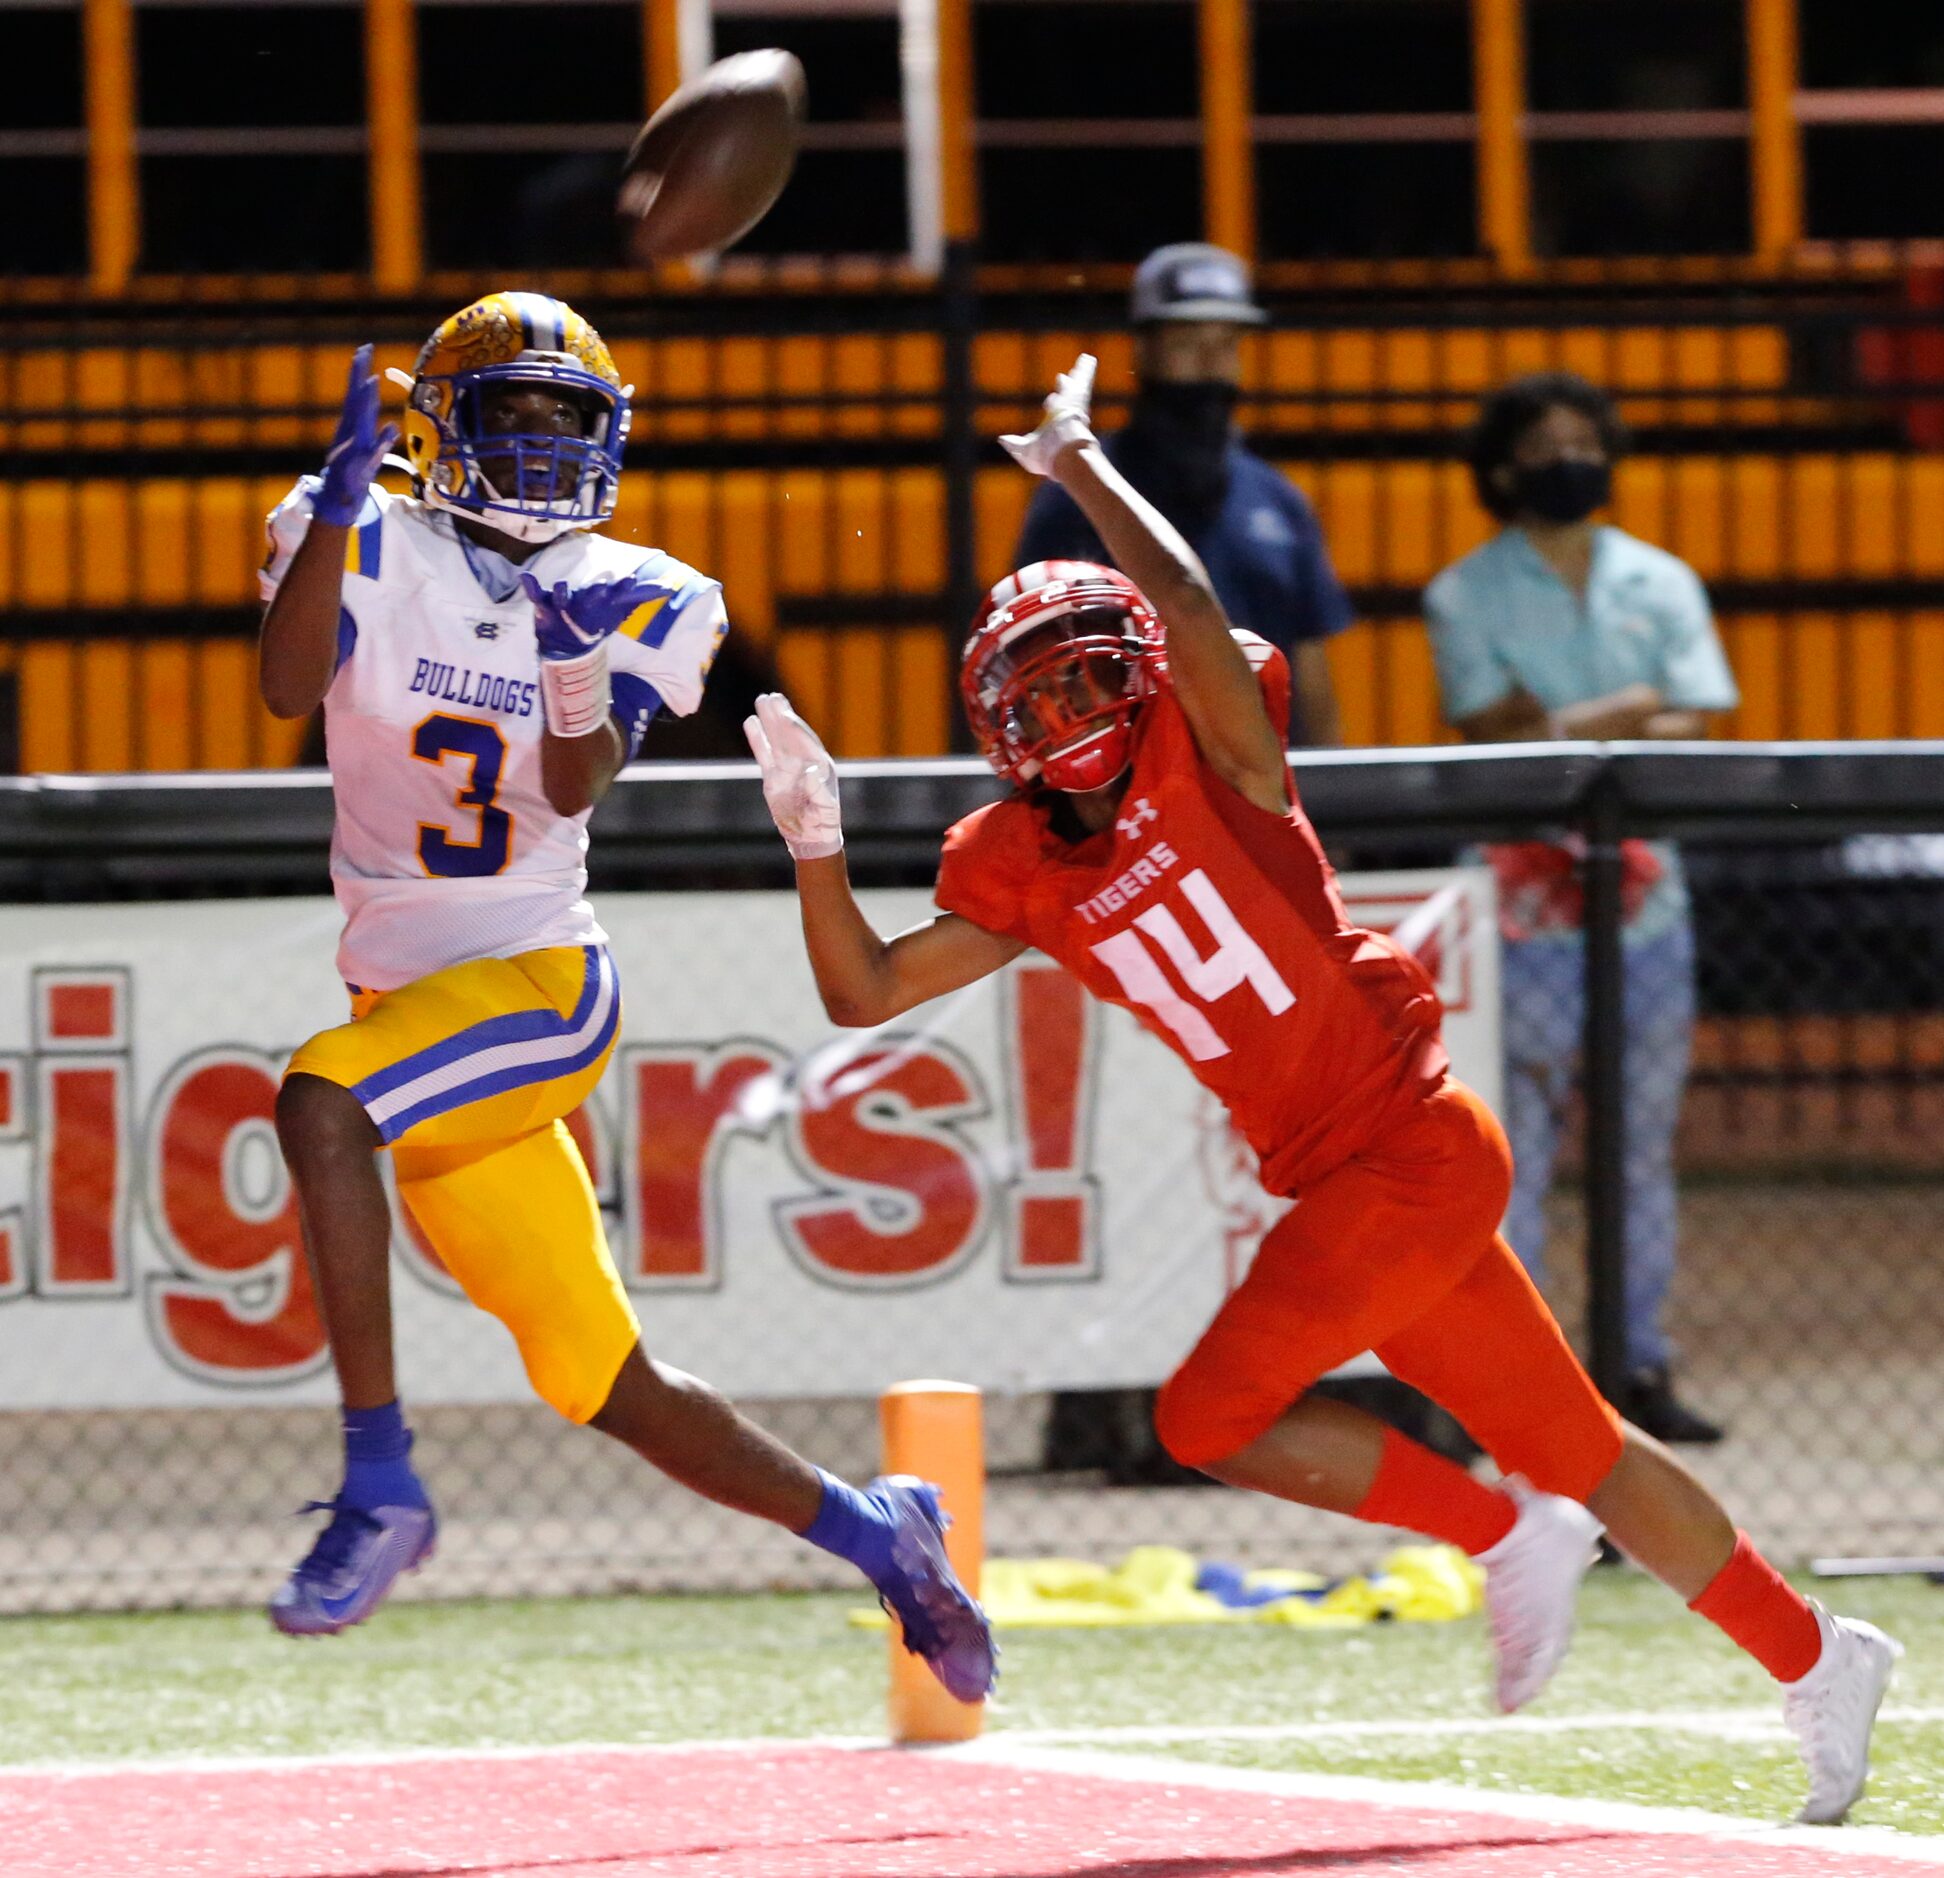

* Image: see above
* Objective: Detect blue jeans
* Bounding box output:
[1500,918,1696,1372]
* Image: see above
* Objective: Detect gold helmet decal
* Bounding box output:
[404,292,629,545]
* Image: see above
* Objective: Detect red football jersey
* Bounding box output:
[937,646,1447,1195]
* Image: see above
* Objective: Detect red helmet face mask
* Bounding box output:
[962,566,1163,794]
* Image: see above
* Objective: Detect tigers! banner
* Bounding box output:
[0,872,1496,1408]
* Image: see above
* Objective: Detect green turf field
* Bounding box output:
[4,1571,1938,1833]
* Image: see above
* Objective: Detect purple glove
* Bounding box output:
[521,572,642,664]
[315,344,398,528]
[523,571,644,738]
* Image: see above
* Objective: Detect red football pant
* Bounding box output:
[1155,1079,1625,1503]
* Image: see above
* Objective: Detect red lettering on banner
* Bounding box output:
[0,1058,23,1298]
[37,970,125,1049]
[37,1062,128,1292]
[623,1043,783,1288]
[1002,963,1100,1278]
[31,969,131,1294]
[780,1040,988,1286]
[144,1050,327,1382]
[48,983,118,1041]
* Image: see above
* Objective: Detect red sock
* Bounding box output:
[1353,1425,1518,1556]
[1688,1530,1822,1683]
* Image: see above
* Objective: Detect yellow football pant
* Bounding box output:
[285,944,639,1422]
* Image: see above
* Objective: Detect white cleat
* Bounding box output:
[1782,1602,1902,1825]
[1476,1481,1604,1714]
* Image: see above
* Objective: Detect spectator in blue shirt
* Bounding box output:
[1424,371,1740,1446]
[1014,243,1353,746]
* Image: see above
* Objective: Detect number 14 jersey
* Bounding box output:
[935,648,1448,1196]
[261,479,725,991]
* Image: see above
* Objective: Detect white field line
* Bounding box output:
[958,1739,1944,1866]
[6,1704,1943,1780]
[995,1702,1944,1748]
[0,1734,883,1782]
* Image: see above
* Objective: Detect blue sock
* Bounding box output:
[340,1400,429,1511]
[800,1470,896,1586]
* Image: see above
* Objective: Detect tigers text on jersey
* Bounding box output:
[261,479,726,990]
[936,654,1447,1196]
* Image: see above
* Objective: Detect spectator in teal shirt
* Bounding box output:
[1424,371,1739,1445]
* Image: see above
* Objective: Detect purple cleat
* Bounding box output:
[269,1498,437,1637]
[868,1475,998,1703]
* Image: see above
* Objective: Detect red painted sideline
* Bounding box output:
[0,1744,1926,1878]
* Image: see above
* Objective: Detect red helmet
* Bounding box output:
[961,561,1164,792]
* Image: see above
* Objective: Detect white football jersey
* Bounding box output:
[261,479,726,991]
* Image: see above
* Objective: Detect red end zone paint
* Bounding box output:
[2,1743,1934,1878]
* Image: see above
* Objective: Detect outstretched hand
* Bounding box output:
[744,691,844,860]
[999,352,1097,478]
[523,571,643,739]
[521,571,625,665]
[315,343,399,528]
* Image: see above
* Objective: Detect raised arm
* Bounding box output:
[260,515,354,720]
[744,693,1022,1025]
[258,345,396,719]
[1000,356,1288,814]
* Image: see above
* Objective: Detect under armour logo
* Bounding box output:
[473,620,501,640]
[1116,797,1158,840]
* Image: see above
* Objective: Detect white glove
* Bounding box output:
[744,691,844,860]
[999,352,1097,477]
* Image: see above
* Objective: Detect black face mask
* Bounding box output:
[1120,380,1240,531]
[1511,458,1610,525]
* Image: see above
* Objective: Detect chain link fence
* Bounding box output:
[1674,829,1944,1564]
[0,752,1937,1614]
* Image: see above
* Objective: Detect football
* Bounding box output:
[619,48,807,262]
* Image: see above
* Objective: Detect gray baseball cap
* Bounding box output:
[1129,243,1267,326]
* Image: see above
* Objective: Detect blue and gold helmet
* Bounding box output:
[403,291,630,544]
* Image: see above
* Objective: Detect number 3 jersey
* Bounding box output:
[935,642,1448,1197]
[260,479,726,991]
